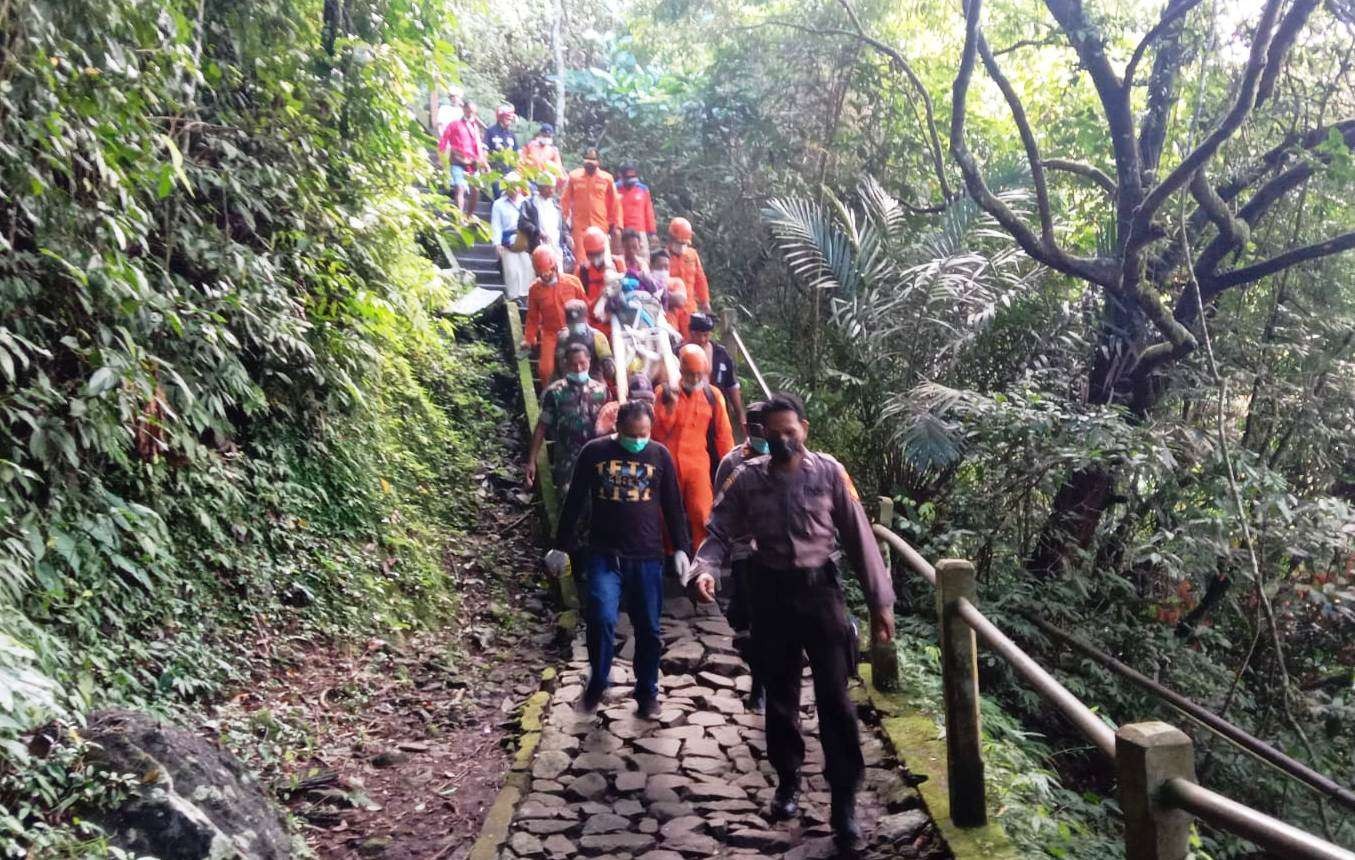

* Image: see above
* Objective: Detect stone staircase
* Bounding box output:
[459,199,504,290]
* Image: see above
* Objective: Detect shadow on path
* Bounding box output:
[496,590,951,859]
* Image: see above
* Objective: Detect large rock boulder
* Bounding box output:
[80,709,293,859]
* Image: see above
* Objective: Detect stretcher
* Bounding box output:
[593,271,679,403]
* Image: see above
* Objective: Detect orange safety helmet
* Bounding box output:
[531,245,558,274]
[678,343,709,374]
[582,226,609,255]
[668,217,694,243]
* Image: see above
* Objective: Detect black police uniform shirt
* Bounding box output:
[710,343,739,392]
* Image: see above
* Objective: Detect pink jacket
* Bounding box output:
[439,118,484,164]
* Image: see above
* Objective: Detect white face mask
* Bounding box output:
[651,271,669,288]
[570,322,588,335]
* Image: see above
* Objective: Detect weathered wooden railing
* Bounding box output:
[871,522,1355,860]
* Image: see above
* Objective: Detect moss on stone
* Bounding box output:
[857,664,1019,859]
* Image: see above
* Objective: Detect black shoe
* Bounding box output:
[769,775,801,820]
[576,686,604,714]
[635,697,661,720]
[830,788,861,847]
[746,684,765,714]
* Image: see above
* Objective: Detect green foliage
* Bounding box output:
[889,619,1125,858]
[0,735,142,858]
[574,0,1355,853]
[0,0,504,851]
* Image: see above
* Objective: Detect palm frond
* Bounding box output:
[763,197,861,295]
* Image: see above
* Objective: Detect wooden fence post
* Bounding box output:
[871,497,900,692]
[720,307,735,341]
[1118,721,1195,860]
[936,558,986,827]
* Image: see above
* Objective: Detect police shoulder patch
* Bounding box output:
[717,464,745,497]
[826,456,860,501]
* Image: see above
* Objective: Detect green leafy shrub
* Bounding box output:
[0,0,501,851]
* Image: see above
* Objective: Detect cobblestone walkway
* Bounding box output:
[496,594,949,859]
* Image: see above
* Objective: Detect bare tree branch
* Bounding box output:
[1217,117,1355,202]
[975,32,1055,241]
[1042,0,1142,238]
[1041,158,1117,196]
[992,32,1062,56]
[1184,117,1355,283]
[951,0,1118,287]
[1124,0,1205,91]
[1189,169,1250,248]
[1136,7,1192,179]
[1150,117,1355,283]
[835,0,954,201]
[1255,0,1322,109]
[1203,230,1355,295]
[1129,0,1288,248]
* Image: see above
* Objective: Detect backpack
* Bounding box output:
[513,198,541,252]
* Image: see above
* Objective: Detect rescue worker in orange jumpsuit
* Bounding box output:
[652,344,735,548]
[521,124,565,186]
[561,147,621,258]
[576,226,624,328]
[666,217,711,314]
[523,246,588,387]
[616,163,658,258]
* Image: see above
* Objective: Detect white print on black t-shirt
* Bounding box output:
[593,459,657,502]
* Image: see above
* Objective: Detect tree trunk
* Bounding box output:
[1025,296,1150,578]
[1026,465,1115,578]
[552,0,566,139]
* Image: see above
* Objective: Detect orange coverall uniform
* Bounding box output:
[521,139,565,184]
[652,384,735,548]
[562,167,621,254]
[668,246,710,311]
[524,274,588,386]
[617,182,657,235]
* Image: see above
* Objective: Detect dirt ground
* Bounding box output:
[209,419,560,859]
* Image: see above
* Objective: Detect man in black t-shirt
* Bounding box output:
[552,400,692,716]
[483,102,518,200]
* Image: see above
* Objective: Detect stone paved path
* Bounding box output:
[496,593,950,859]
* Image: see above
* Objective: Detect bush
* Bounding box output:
[1,0,498,851]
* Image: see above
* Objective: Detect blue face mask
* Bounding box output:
[749,437,770,455]
[617,435,650,453]
[567,371,590,384]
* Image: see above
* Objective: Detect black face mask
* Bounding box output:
[767,436,803,462]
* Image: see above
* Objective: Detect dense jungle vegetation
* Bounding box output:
[485,0,1354,854]
[2,0,1352,856]
[0,0,505,853]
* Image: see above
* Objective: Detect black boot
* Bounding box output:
[746,679,765,714]
[635,696,661,720]
[830,787,862,847]
[576,684,604,714]
[769,772,801,820]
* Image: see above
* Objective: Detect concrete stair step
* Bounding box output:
[456,251,498,266]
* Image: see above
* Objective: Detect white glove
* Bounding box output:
[544,549,568,576]
[673,550,691,583]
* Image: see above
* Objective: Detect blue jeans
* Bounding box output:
[584,554,664,702]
